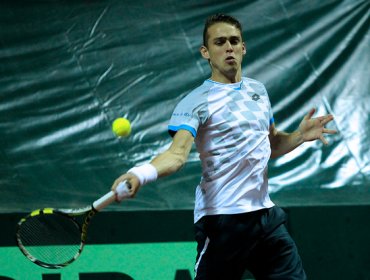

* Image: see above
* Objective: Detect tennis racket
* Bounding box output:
[16,181,131,269]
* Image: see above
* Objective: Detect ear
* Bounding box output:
[242,42,246,55]
[200,45,210,60]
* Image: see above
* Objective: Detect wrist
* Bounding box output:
[295,129,305,145]
[128,163,158,186]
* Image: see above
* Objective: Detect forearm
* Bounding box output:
[150,149,187,177]
[150,129,194,177]
[270,109,337,159]
[112,130,194,198]
[270,130,304,158]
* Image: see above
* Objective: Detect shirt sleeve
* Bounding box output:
[168,90,208,138]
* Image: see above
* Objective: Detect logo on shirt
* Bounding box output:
[252,93,260,101]
[172,112,191,117]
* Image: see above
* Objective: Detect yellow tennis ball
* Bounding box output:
[112,117,131,137]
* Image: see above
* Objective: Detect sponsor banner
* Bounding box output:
[0,242,196,280]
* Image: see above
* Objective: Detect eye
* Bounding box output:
[214,38,226,46]
[230,38,240,45]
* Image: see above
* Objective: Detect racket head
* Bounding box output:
[16,207,93,269]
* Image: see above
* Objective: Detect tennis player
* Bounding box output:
[112,14,337,279]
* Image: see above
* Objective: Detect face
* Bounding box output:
[200,22,246,83]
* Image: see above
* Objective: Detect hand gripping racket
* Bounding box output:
[15,181,131,269]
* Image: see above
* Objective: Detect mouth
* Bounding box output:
[225,56,236,63]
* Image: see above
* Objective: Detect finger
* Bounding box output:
[116,181,132,201]
[320,135,328,145]
[112,178,122,191]
[113,180,128,201]
[111,181,118,192]
[323,128,337,134]
[320,115,334,125]
[111,175,128,191]
[305,108,316,120]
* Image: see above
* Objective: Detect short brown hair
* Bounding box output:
[203,14,243,47]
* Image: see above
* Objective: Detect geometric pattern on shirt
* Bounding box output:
[204,85,269,182]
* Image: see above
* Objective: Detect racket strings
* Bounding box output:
[18,213,82,265]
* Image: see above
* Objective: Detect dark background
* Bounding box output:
[0,1,369,279]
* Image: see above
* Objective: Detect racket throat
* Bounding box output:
[81,209,97,243]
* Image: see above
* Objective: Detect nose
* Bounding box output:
[225,40,233,52]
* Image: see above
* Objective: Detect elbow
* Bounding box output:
[269,137,280,159]
[270,144,281,159]
[270,144,284,158]
[270,151,279,159]
[270,144,276,159]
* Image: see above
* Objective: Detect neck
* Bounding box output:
[210,69,242,84]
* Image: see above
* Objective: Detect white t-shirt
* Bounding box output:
[168,77,275,223]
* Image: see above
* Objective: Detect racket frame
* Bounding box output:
[15,181,130,269]
[16,207,95,269]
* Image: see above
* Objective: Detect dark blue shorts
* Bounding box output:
[194,206,307,280]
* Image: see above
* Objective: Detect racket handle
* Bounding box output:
[93,181,131,211]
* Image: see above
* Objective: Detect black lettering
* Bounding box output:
[174,269,192,280]
[42,274,61,280]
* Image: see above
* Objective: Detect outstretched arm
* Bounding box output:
[269,108,337,158]
[111,129,194,197]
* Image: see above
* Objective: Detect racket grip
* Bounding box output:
[93,181,131,211]
[116,181,132,200]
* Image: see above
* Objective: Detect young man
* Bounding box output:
[112,14,337,279]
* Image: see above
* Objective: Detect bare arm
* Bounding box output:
[269,108,337,158]
[151,130,194,177]
[269,126,303,159]
[112,129,194,196]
